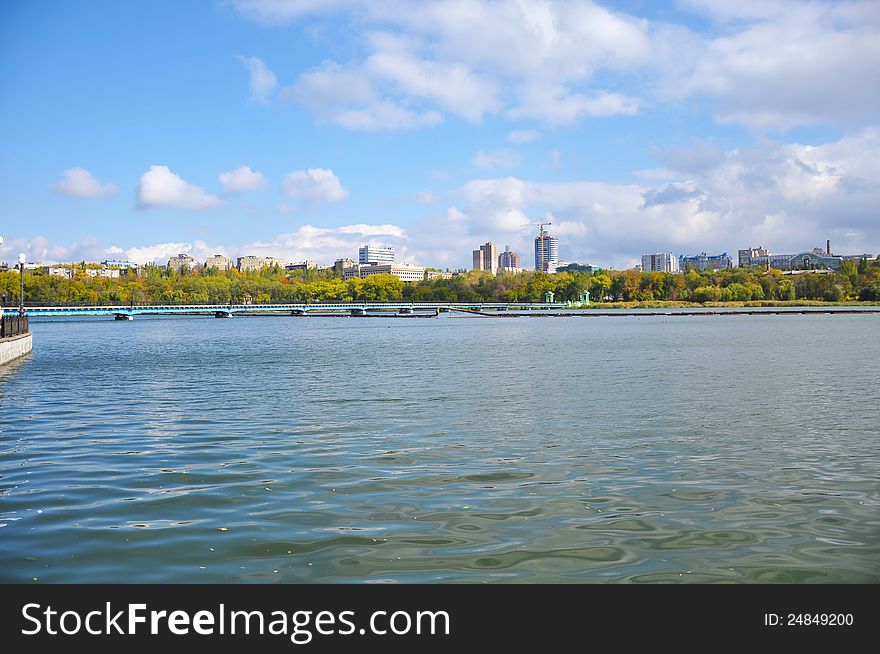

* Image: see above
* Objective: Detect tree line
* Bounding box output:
[1,257,879,307]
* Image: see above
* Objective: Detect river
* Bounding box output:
[1,312,878,582]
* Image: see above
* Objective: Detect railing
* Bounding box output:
[1,314,29,338]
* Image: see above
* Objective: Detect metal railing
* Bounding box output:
[1,315,29,338]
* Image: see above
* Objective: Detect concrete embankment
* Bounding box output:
[0,332,33,366]
[468,308,880,317]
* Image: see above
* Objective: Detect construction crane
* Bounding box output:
[522,220,552,272]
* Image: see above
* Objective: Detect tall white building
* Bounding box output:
[535,235,559,272]
[358,245,395,265]
[641,253,679,273]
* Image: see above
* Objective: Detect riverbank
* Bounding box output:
[582,299,879,310]
[0,332,32,366]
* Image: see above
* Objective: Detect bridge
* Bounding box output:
[23,302,571,319]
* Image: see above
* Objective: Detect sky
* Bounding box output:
[1,0,878,270]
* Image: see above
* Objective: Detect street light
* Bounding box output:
[0,236,4,318]
[18,253,26,316]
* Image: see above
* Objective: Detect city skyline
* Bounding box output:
[1,1,879,271]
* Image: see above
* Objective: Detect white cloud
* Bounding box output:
[258,1,649,129]
[506,129,541,144]
[50,168,117,198]
[136,165,220,210]
[334,100,442,131]
[280,168,349,204]
[124,241,223,265]
[234,0,880,131]
[428,128,880,267]
[238,55,278,104]
[363,43,502,122]
[651,2,880,129]
[231,0,352,25]
[284,60,443,130]
[236,223,407,264]
[219,165,268,193]
[473,149,521,170]
[14,127,880,271]
[0,235,106,266]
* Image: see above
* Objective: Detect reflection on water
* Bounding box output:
[0,313,878,582]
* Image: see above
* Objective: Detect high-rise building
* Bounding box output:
[641,253,679,273]
[498,246,521,272]
[534,235,559,272]
[679,252,733,271]
[472,242,498,274]
[358,245,395,265]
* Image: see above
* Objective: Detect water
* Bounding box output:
[1,313,878,583]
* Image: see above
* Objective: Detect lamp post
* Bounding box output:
[18,253,26,316]
[0,235,4,318]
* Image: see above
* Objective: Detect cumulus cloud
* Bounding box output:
[279,168,349,205]
[651,2,880,130]
[426,128,880,267]
[234,223,408,265]
[124,240,226,265]
[136,165,221,210]
[238,55,278,104]
[219,165,268,193]
[234,0,880,131]
[262,1,649,129]
[283,60,443,130]
[50,168,117,198]
[0,235,108,266]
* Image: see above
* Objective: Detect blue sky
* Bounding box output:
[1,0,878,270]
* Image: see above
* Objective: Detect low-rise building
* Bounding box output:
[167,253,199,273]
[737,246,770,268]
[85,267,120,279]
[739,241,872,271]
[204,254,232,272]
[237,255,260,272]
[342,263,427,282]
[42,266,72,278]
[237,255,283,272]
[679,252,732,271]
[334,258,356,274]
[285,260,318,272]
